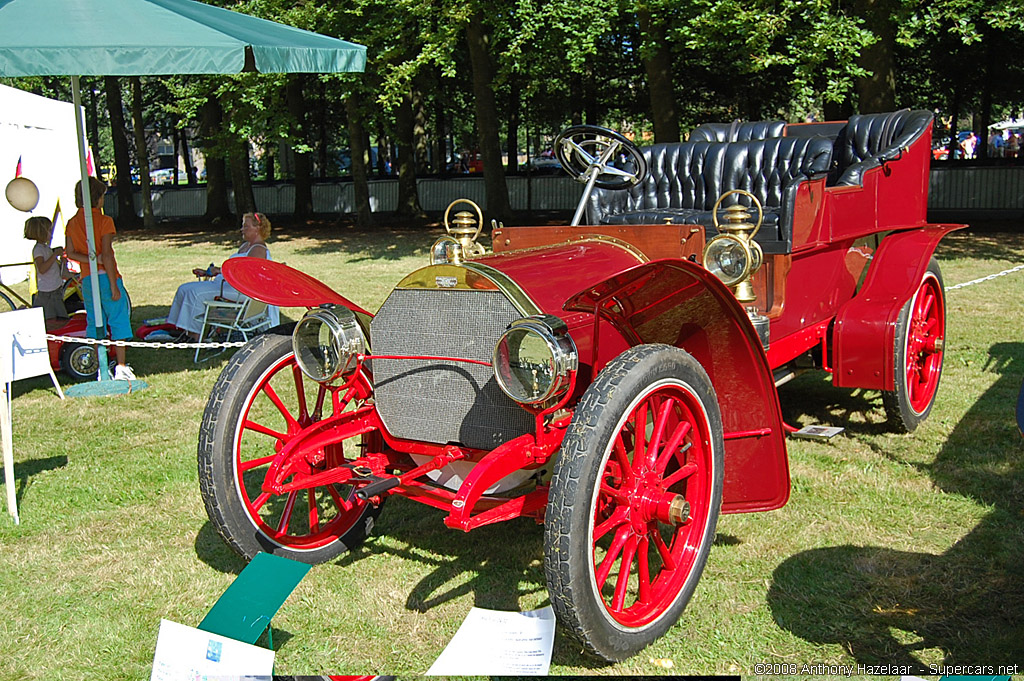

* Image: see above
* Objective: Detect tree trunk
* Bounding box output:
[853,0,896,113]
[129,77,155,229]
[229,136,256,216]
[199,96,231,225]
[317,79,329,179]
[264,142,276,183]
[172,125,180,185]
[395,90,425,218]
[104,76,139,227]
[465,11,511,221]
[346,96,373,228]
[639,9,680,143]
[287,75,314,219]
[413,81,430,175]
[506,73,520,174]
[436,82,448,176]
[180,128,197,184]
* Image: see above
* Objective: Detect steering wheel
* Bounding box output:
[553,125,648,190]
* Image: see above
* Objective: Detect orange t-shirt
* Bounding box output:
[67,207,116,277]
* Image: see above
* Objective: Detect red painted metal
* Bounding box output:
[832,225,962,390]
[562,258,790,514]
[588,381,715,627]
[222,257,371,315]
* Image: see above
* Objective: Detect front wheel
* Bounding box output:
[197,331,382,564]
[544,344,724,661]
[883,259,945,432]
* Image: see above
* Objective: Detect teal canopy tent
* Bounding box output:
[0,0,365,394]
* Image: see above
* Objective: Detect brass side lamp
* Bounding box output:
[703,189,765,304]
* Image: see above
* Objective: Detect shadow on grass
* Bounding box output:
[0,454,67,508]
[332,496,611,669]
[935,229,1024,263]
[768,342,1024,665]
[776,371,892,437]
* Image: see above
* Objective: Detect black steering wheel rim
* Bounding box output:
[553,125,648,190]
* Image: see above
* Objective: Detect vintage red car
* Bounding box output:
[197,110,960,661]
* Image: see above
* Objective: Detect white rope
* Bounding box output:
[45,334,248,350]
[945,264,1024,291]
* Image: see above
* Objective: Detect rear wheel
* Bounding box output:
[883,259,945,432]
[197,331,382,564]
[544,344,724,661]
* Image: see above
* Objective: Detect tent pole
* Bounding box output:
[71,75,109,381]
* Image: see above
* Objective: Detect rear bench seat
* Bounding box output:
[585,110,934,253]
[585,135,833,254]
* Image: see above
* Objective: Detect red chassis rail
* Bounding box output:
[259,354,575,532]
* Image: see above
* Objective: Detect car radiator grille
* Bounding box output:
[370,288,534,450]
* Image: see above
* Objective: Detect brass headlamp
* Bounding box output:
[703,189,764,304]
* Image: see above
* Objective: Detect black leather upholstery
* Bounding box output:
[586,136,833,253]
[831,109,933,186]
[689,119,786,142]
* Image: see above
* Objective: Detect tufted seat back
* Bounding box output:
[688,120,786,142]
[587,136,832,253]
[832,109,933,185]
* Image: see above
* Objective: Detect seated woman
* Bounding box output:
[166,211,280,339]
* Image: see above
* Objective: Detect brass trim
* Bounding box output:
[462,262,543,317]
[394,263,542,317]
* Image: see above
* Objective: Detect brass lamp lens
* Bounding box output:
[704,236,751,286]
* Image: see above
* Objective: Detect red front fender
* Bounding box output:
[832,224,963,390]
[221,258,372,316]
[565,258,790,514]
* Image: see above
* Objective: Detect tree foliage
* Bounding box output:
[3,0,1022,226]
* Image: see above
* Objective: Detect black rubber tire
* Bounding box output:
[59,342,99,381]
[197,331,382,564]
[544,344,724,661]
[883,258,945,433]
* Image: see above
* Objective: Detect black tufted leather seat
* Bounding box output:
[688,120,786,142]
[831,109,933,186]
[586,136,833,253]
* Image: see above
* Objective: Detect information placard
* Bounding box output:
[150,619,274,681]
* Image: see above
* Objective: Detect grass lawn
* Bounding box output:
[0,221,1021,679]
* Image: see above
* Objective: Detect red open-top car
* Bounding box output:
[197,109,959,661]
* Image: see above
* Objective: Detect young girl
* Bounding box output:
[24,216,69,322]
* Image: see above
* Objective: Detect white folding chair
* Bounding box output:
[194,296,273,362]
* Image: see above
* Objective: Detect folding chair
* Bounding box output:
[194,295,273,362]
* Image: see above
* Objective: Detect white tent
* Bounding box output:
[989,118,1024,131]
[0,83,83,286]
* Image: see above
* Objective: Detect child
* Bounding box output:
[64,177,136,381]
[24,216,69,323]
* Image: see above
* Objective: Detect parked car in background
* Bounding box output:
[522,150,563,174]
[149,167,175,185]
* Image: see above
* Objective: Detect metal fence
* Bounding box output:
[107,166,1024,220]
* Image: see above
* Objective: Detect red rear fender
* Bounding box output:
[221,258,372,316]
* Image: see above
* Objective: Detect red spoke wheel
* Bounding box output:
[884,259,945,433]
[545,344,723,661]
[198,331,382,564]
